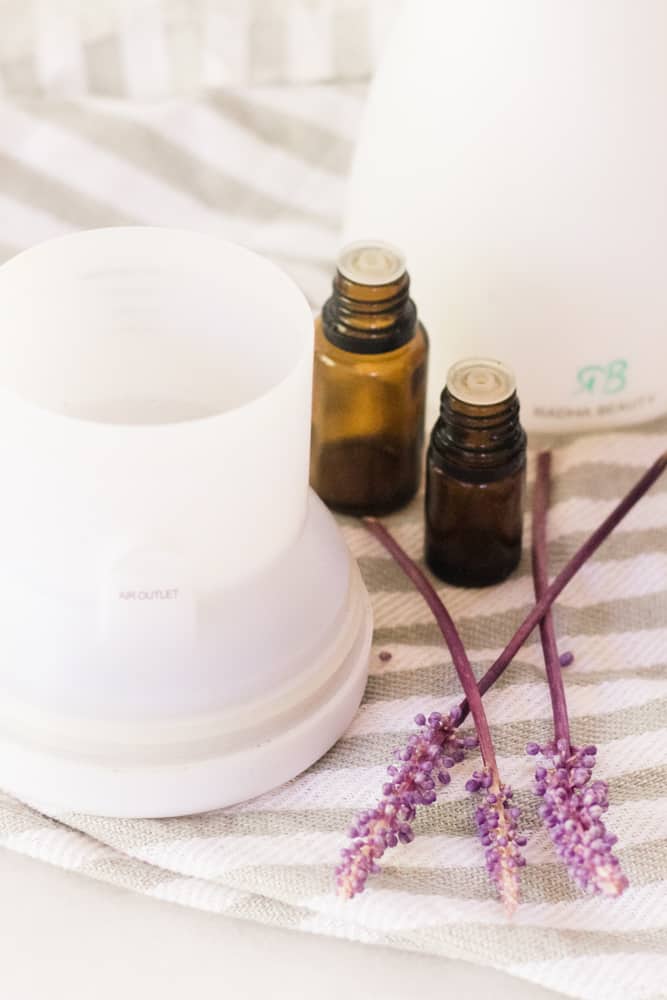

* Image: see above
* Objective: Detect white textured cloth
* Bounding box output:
[0,24,666,1000]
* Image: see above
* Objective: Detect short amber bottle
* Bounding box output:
[425,358,527,587]
[310,242,428,516]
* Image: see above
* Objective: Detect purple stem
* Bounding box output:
[531,452,569,745]
[364,518,499,776]
[458,450,667,722]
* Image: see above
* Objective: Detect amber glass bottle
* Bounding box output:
[310,242,428,516]
[425,358,526,587]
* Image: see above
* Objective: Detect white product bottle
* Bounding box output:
[344,0,667,432]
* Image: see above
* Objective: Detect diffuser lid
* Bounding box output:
[0,229,372,817]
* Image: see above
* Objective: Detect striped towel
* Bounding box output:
[0,0,400,96]
[0,80,365,307]
[1,18,666,998]
[0,428,666,1000]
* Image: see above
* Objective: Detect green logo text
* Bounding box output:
[576,359,628,395]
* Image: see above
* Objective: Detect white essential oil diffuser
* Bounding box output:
[0,228,372,818]
[345,0,667,432]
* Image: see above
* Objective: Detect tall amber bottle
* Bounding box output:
[425,358,527,587]
[310,242,428,516]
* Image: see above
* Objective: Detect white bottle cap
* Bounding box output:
[336,240,406,286]
[446,357,517,406]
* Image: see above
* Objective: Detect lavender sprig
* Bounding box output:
[335,706,472,898]
[527,739,627,895]
[472,778,526,912]
[529,451,628,896]
[337,452,666,899]
[356,519,526,914]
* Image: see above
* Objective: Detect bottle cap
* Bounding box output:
[336,240,406,286]
[446,357,516,406]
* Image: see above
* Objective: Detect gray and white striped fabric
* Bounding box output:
[0,80,365,307]
[0,0,400,97]
[1,15,666,999]
[0,429,666,1000]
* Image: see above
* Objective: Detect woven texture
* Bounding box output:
[0,33,666,1000]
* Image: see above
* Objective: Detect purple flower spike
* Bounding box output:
[362,518,524,913]
[532,742,628,897]
[471,776,525,915]
[530,453,628,899]
[335,708,468,899]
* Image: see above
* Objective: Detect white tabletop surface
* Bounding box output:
[0,847,567,1000]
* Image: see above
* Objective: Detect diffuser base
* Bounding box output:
[0,561,372,819]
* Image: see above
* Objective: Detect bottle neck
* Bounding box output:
[430,389,526,476]
[321,270,417,354]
